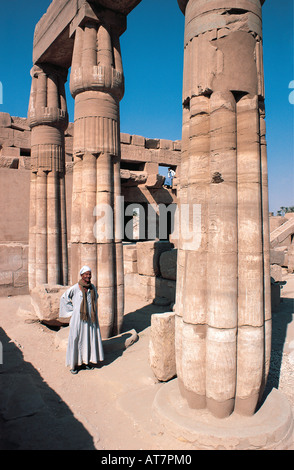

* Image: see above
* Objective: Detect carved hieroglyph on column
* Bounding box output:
[70,10,125,339]
[176,0,271,418]
[28,64,69,290]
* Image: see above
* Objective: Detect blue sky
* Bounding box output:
[0,0,293,214]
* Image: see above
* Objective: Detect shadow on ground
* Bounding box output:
[262,296,294,404]
[0,327,96,450]
[122,301,170,335]
[101,301,169,367]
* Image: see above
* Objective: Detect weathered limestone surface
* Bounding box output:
[154,381,294,450]
[270,218,294,248]
[69,5,128,339]
[149,312,176,382]
[0,109,180,298]
[33,0,142,67]
[269,216,294,271]
[27,64,69,290]
[176,0,271,419]
[30,284,69,325]
[288,243,294,273]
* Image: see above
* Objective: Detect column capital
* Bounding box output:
[30,63,68,82]
[178,0,266,14]
[70,20,125,101]
[28,63,68,130]
[70,2,127,38]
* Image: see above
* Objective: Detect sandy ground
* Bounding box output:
[0,274,293,451]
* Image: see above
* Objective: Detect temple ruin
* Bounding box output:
[0,0,293,450]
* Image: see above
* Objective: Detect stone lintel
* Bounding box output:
[69,2,127,38]
[33,0,138,68]
[94,0,142,15]
[33,0,80,68]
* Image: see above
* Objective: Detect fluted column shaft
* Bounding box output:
[28,65,69,290]
[176,0,270,418]
[70,13,125,339]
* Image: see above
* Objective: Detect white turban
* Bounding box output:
[80,265,91,276]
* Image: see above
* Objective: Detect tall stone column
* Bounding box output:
[69,10,125,339]
[28,64,69,290]
[176,0,271,418]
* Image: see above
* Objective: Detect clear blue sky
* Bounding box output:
[0,0,293,214]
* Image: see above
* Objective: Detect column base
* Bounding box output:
[152,379,294,450]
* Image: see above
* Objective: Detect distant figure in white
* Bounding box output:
[164,168,176,189]
[59,266,104,374]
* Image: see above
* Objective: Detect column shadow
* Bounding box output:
[122,301,170,335]
[0,327,96,450]
[262,294,294,401]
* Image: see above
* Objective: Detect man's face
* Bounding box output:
[81,271,91,283]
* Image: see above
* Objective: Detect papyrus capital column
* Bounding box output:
[28,64,69,289]
[176,0,271,418]
[69,8,125,339]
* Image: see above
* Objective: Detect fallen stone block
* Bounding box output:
[103,329,139,354]
[55,327,138,354]
[270,247,288,266]
[30,284,69,326]
[149,311,176,382]
[270,218,294,248]
[270,216,287,232]
[270,264,283,282]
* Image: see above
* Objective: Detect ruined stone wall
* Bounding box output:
[0,114,31,295]
[0,111,180,295]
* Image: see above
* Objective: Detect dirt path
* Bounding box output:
[0,274,293,450]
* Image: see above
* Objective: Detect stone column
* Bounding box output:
[28,64,69,290]
[176,0,271,418]
[69,10,125,339]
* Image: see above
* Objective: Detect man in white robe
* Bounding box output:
[59,266,104,374]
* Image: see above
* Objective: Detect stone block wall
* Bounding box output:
[0,168,30,295]
[123,241,177,306]
[0,112,180,296]
[1,111,292,303]
[270,214,294,273]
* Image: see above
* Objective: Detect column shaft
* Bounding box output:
[177,0,271,418]
[206,91,238,418]
[28,64,69,290]
[70,15,125,338]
